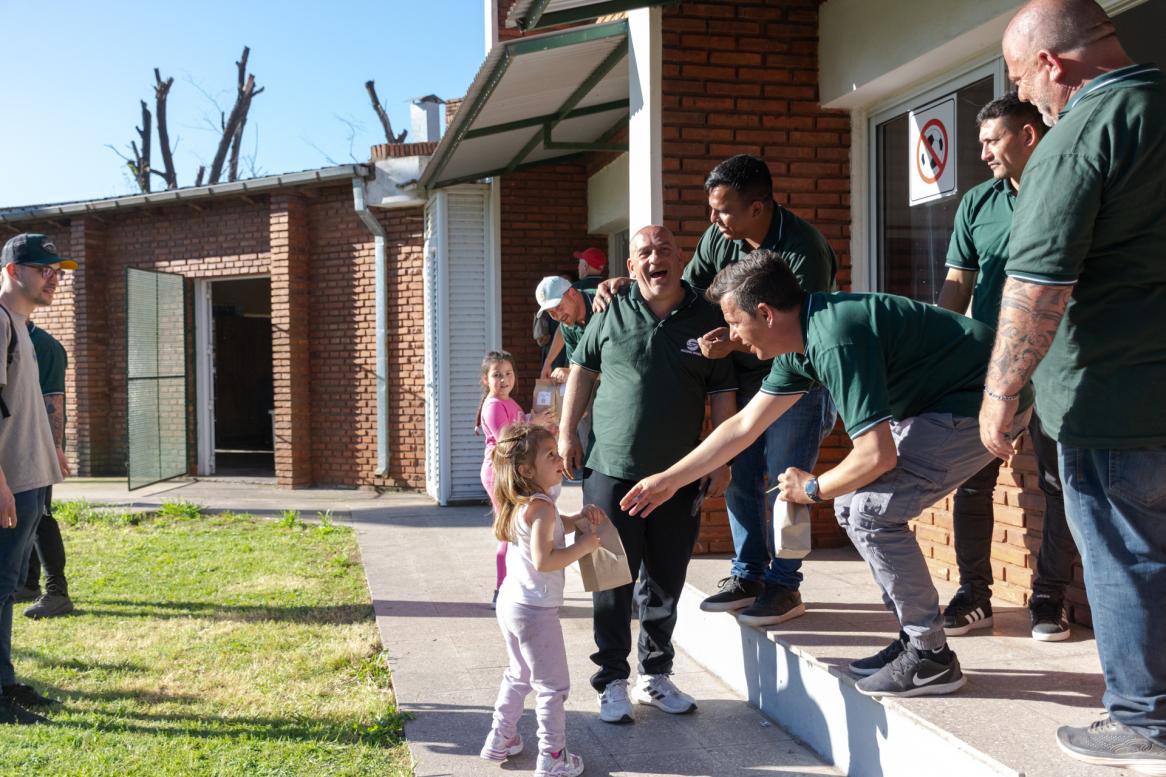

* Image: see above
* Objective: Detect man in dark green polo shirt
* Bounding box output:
[539,247,607,380]
[620,250,1032,699]
[559,225,737,724]
[937,93,1077,643]
[594,154,838,626]
[535,275,596,384]
[981,1,1166,768]
[16,323,74,619]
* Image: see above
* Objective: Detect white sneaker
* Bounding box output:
[631,674,697,714]
[479,729,523,763]
[534,748,585,777]
[597,679,634,724]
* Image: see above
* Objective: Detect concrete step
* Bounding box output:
[675,550,1133,777]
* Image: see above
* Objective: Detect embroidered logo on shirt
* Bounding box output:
[681,338,702,356]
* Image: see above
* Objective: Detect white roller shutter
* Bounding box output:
[423,184,497,504]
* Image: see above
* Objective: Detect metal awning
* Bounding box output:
[505,0,676,31]
[420,21,629,190]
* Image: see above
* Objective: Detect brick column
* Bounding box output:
[67,217,112,476]
[270,194,313,487]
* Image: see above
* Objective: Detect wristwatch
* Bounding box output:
[804,476,825,503]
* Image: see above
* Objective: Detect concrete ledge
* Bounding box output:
[674,550,1132,777]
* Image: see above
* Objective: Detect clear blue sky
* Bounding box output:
[0,1,485,206]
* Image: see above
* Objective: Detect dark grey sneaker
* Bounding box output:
[1030,596,1070,642]
[737,584,806,626]
[700,576,763,612]
[855,644,966,698]
[3,683,58,708]
[1056,717,1166,775]
[849,632,908,677]
[24,594,74,620]
[12,585,40,604]
[0,697,47,725]
[943,591,993,636]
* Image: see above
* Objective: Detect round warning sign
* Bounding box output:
[915,118,948,184]
[908,96,957,206]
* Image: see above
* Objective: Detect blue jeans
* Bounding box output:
[1059,445,1166,745]
[0,488,46,686]
[726,387,836,588]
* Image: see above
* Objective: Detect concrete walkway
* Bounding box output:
[56,478,838,777]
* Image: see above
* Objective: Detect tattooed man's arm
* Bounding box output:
[979,278,1074,459]
[44,393,71,477]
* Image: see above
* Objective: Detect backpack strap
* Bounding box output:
[0,304,15,419]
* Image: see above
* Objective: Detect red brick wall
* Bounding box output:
[659,0,852,551]
[9,183,426,491]
[499,163,606,398]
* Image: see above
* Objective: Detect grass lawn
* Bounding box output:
[4,503,413,777]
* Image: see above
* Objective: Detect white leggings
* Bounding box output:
[490,599,570,754]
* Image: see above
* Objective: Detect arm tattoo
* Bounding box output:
[986,279,1074,392]
[44,394,66,448]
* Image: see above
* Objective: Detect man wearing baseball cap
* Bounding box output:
[574,247,607,291]
[0,233,70,724]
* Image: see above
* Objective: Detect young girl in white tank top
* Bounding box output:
[480,423,606,777]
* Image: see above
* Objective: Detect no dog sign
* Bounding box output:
[908,96,957,206]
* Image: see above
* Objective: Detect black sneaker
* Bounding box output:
[943,591,993,636]
[1056,716,1166,774]
[3,684,59,708]
[12,585,40,604]
[0,697,47,725]
[737,584,806,626]
[849,632,908,677]
[700,576,763,613]
[855,644,966,698]
[1030,596,1070,642]
[24,593,74,620]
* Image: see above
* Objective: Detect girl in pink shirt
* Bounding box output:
[475,351,554,605]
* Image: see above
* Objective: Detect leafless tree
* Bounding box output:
[107,101,153,192]
[154,69,178,189]
[366,80,407,143]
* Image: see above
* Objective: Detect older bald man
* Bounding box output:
[980,1,1166,771]
[559,225,737,725]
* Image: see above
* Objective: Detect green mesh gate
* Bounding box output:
[126,268,188,490]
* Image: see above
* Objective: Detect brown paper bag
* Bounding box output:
[573,517,632,592]
[774,500,812,559]
[532,378,562,416]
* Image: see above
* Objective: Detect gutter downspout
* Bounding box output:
[352,176,390,476]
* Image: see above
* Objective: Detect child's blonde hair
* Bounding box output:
[491,422,555,542]
[474,349,516,435]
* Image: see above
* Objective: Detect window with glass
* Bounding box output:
[871,70,1000,303]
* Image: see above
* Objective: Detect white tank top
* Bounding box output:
[498,492,566,607]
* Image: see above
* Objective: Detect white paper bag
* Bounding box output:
[774,500,812,559]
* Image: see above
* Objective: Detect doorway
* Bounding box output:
[200,277,274,477]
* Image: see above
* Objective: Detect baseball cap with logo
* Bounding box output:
[574,246,607,271]
[535,275,574,315]
[1,233,78,270]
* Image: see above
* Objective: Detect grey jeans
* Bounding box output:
[834,410,1031,651]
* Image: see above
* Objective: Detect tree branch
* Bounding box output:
[366,80,407,144]
[154,68,178,189]
[208,46,262,184]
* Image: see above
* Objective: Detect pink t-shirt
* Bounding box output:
[481,396,525,456]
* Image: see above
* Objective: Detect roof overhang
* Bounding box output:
[419,20,630,190]
[505,0,676,31]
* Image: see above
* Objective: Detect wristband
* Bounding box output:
[983,386,1019,402]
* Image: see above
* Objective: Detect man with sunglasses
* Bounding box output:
[0,233,70,724]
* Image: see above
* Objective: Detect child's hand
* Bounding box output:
[580,503,606,527]
[578,526,603,553]
[533,408,557,428]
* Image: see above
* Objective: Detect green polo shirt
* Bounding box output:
[571,281,737,480]
[761,292,1032,438]
[683,204,837,397]
[27,322,66,448]
[1006,64,1166,447]
[945,177,1015,328]
[559,288,596,363]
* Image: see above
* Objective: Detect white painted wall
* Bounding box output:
[627,6,662,231]
[587,153,629,234]
[820,0,1152,111]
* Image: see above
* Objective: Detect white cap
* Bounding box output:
[535,276,573,315]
